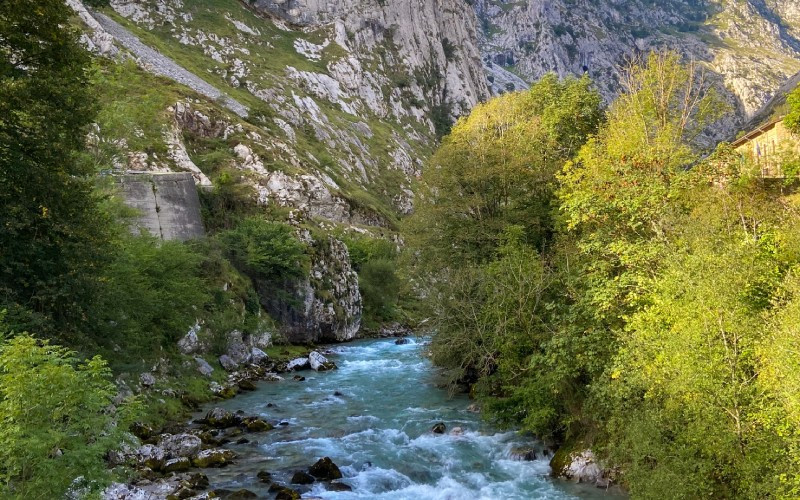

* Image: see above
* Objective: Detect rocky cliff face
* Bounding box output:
[476,0,800,133]
[263,234,362,343]
[250,0,488,115]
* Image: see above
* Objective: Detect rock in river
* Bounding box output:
[269,484,301,500]
[191,448,236,468]
[509,446,537,461]
[158,433,202,458]
[308,457,342,481]
[308,351,335,371]
[287,357,310,371]
[242,416,274,432]
[202,407,240,428]
[163,456,191,473]
[291,471,316,484]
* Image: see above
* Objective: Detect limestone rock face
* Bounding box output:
[474,0,800,141]
[265,235,362,343]
[251,0,488,116]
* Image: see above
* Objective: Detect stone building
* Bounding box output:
[731,118,800,177]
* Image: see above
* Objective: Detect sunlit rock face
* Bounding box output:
[475,0,800,139]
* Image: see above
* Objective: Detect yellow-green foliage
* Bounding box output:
[420,52,800,495]
[407,73,603,267]
[785,85,800,134]
[0,331,137,499]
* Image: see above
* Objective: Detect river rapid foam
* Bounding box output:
[198,338,617,499]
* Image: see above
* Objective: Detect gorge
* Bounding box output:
[4,0,800,498]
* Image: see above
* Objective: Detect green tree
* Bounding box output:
[785,85,800,134]
[558,52,725,323]
[604,181,789,498]
[344,235,400,326]
[0,331,135,499]
[219,217,308,284]
[93,235,210,356]
[406,74,603,267]
[0,0,111,333]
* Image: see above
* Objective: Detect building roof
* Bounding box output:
[730,116,784,149]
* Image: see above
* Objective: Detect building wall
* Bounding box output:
[734,121,800,177]
[116,172,205,241]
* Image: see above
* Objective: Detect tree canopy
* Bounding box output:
[0,0,111,333]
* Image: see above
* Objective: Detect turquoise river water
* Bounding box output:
[199,338,621,499]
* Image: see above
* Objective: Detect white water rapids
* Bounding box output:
[199,338,620,499]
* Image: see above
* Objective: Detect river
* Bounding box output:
[198,338,620,499]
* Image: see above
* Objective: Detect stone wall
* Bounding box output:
[117,172,205,241]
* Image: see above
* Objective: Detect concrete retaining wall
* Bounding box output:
[117,172,205,241]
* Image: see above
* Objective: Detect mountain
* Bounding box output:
[69,0,800,337]
[74,1,800,218]
[476,0,800,134]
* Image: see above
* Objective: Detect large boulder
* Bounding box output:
[194,357,214,377]
[178,323,203,354]
[287,357,309,371]
[308,457,342,481]
[551,448,610,487]
[158,433,202,458]
[218,354,239,372]
[135,444,166,470]
[250,347,269,365]
[308,351,335,371]
[225,330,251,365]
[564,450,603,484]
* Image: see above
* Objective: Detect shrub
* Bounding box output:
[0,331,136,498]
[94,235,209,356]
[218,217,308,284]
[343,236,400,326]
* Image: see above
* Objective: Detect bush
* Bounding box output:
[199,170,258,232]
[0,331,136,498]
[343,236,400,326]
[360,258,400,323]
[218,217,308,284]
[94,235,209,357]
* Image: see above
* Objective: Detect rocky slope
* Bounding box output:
[476,0,800,135]
[71,0,492,341]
